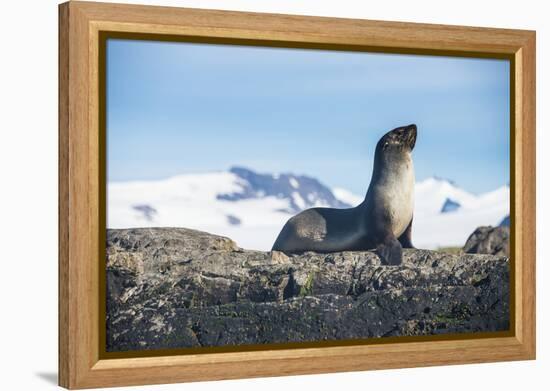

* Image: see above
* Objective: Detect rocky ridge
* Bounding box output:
[464,226,510,257]
[106,228,510,352]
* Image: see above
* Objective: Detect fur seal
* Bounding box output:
[271,124,417,265]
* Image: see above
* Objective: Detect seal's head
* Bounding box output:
[373,124,417,172]
[376,124,417,155]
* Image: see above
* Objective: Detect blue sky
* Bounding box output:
[107,39,510,195]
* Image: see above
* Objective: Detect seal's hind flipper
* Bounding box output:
[376,238,403,266]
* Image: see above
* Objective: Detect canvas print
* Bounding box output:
[105,39,510,353]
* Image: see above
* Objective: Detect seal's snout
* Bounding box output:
[379,124,418,153]
[391,124,417,150]
[404,124,417,150]
[404,123,417,133]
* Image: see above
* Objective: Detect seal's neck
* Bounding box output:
[363,152,414,202]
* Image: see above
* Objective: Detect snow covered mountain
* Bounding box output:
[412,177,509,249]
[108,167,509,251]
[216,167,349,213]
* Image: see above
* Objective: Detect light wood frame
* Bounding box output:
[59,1,536,389]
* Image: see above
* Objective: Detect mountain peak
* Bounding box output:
[426,175,458,186]
[229,166,257,177]
[221,166,350,212]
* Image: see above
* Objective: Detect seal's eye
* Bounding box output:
[383,142,389,149]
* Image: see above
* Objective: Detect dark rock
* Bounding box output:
[463,226,510,257]
[131,204,157,221]
[106,227,510,352]
[441,198,461,213]
[499,215,510,227]
[226,214,241,226]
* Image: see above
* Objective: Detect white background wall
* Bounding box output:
[0,0,546,389]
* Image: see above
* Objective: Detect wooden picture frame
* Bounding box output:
[59,1,536,389]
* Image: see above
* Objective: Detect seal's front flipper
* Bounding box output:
[398,218,415,249]
[376,238,403,266]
